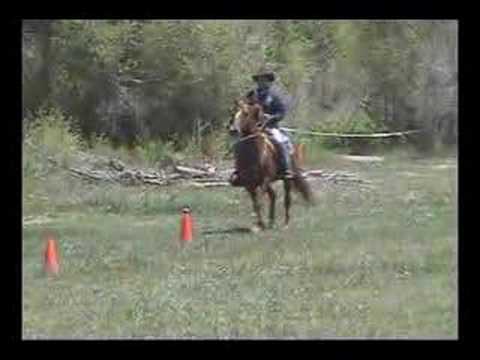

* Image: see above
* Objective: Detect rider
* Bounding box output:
[246,67,294,179]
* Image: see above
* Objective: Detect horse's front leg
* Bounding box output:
[283,179,292,227]
[247,187,266,231]
[265,184,276,229]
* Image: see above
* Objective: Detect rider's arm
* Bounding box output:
[265,94,287,125]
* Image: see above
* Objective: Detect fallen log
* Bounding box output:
[164,173,184,181]
[191,177,229,183]
[303,170,327,177]
[65,150,374,189]
[108,158,126,171]
[190,182,231,188]
[143,179,169,186]
[174,165,212,178]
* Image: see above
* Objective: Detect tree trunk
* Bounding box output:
[384,94,388,125]
[391,94,396,127]
[22,20,54,114]
[36,21,53,105]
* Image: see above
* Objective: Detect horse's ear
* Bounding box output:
[252,104,262,119]
[239,101,249,113]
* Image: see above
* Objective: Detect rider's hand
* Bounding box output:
[263,113,277,126]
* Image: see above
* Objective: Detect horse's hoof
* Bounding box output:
[229,174,243,187]
[250,226,261,234]
[283,224,290,230]
[251,225,264,233]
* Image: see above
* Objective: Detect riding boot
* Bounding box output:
[278,146,294,179]
[229,170,242,186]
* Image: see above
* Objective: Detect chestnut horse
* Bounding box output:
[228,98,314,230]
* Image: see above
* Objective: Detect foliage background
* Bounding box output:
[23,20,457,153]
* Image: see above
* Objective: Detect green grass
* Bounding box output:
[22,151,457,339]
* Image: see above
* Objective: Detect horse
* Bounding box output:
[228,97,314,231]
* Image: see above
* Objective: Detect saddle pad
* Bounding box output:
[260,132,277,155]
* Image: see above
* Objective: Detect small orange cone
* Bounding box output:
[44,232,60,275]
[180,206,193,243]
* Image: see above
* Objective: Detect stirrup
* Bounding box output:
[229,172,243,186]
[284,170,295,179]
[279,169,294,179]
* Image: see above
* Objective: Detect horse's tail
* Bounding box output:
[291,160,315,205]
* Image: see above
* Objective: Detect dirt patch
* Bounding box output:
[400,171,429,178]
[431,164,456,170]
[340,155,384,162]
[23,216,54,227]
[131,219,161,227]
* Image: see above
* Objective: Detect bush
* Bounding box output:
[23,20,456,160]
[138,139,177,168]
[199,131,231,161]
[23,106,84,174]
[89,133,117,157]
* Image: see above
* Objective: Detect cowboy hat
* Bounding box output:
[252,66,276,82]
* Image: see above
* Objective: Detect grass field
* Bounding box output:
[22,150,457,339]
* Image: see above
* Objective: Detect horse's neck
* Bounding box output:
[235,132,276,180]
[240,127,259,138]
[254,132,273,162]
[236,131,262,153]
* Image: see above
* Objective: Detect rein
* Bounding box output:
[233,132,260,145]
[232,120,269,146]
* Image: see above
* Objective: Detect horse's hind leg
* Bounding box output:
[248,188,266,231]
[265,184,276,228]
[283,179,292,227]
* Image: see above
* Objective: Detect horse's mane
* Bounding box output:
[244,92,259,106]
[233,96,264,136]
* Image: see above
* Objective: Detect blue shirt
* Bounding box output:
[247,85,289,127]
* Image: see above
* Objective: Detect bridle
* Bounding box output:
[230,104,269,146]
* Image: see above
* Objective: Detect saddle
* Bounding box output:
[259,131,293,178]
[259,132,277,155]
[229,130,292,187]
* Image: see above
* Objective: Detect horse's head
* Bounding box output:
[229,98,264,136]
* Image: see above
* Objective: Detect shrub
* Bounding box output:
[23,106,84,175]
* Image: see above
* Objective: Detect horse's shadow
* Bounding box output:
[202,226,253,235]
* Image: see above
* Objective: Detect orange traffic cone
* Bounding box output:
[180,206,193,243]
[44,232,60,275]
